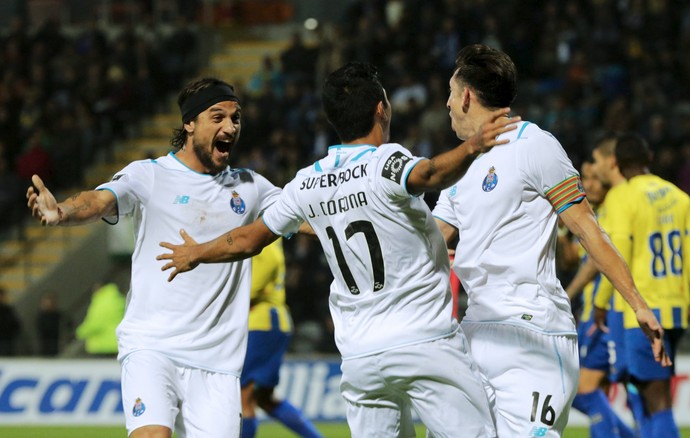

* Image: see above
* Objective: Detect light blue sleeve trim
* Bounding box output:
[261,215,292,238]
[314,161,323,172]
[556,194,585,214]
[402,159,424,196]
[517,121,530,140]
[96,187,120,225]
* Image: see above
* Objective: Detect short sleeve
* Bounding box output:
[96,160,154,224]
[433,185,460,229]
[375,143,426,200]
[251,171,282,214]
[520,130,585,213]
[262,177,304,236]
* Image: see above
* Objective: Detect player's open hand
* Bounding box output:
[635,308,672,367]
[466,108,521,155]
[157,229,200,282]
[589,305,609,335]
[26,175,60,226]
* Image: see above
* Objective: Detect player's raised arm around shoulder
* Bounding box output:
[406,108,519,194]
[560,200,671,366]
[26,175,117,226]
[157,218,281,282]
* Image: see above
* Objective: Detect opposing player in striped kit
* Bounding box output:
[432,44,669,437]
[242,238,322,438]
[564,150,637,438]
[593,133,690,437]
[158,62,520,437]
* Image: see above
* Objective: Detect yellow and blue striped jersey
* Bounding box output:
[578,244,602,323]
[599,175,690,329]
[593,183,629,313]
[248,239,293,333]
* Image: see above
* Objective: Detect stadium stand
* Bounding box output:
[2,0,690,356]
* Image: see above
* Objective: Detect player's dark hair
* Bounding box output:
[171,77,238,150]
[453,44,517,109]
[591,131,619,157]
[615,132,652,171]
[322,62,386,143]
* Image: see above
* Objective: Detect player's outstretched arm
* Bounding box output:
[560,200,671,366]
[26,175,117,226]
[157,219,280,282]
[407,108,520,193]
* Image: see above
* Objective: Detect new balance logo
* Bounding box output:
[529,426,548,437]
[173,195,190,204]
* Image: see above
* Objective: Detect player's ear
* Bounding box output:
[184,120,195,134]
[376,101,387,120]
[462,87,471,113]
[610,154,618,170]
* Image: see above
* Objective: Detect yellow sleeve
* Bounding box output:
[249,239,291,332]
[592,195,613,309]
[683,197,690,311]
[250,243,279,301]
[593,185,631,309]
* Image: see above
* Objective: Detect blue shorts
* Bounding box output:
[577,318,610,372]
[607,310,628,382]
[625,326,684,382]
[240,309,291,389]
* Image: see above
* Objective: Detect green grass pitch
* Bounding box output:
[2,424,690,437]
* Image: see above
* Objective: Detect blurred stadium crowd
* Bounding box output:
[2,0,690,356]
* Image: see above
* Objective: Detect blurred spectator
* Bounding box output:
[50,112,83,189]
[4,0,690,353]
[0,288,21,356]
[280,32,316,84]
[75,282,125,357]
[15,130,53,186]
[0,155,22,229]
[159,16,199,90]
[247,55,285,98]
[36,293,65,357]
[0,8,203,216]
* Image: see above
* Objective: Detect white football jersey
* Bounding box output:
[433,122,583,334]
[262,143,455,359]
[97,153,281,374]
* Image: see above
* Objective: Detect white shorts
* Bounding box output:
[121,350,241,437]
[340,328,497,438]
[461,322,579,438]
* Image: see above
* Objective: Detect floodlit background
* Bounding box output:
[1,0,690,436]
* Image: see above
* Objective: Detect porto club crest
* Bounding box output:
[482,166,498,192]
[132,397,146,417]
[230,190,246,214]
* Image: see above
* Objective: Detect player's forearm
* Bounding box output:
[192,230,264,264]
[410,141,479,192]
[561,202,648,312]
[192,220,279,265]
[57,191,117,226]
[575,225,647,312]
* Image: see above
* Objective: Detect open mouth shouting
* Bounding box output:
[214,137,233,156]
